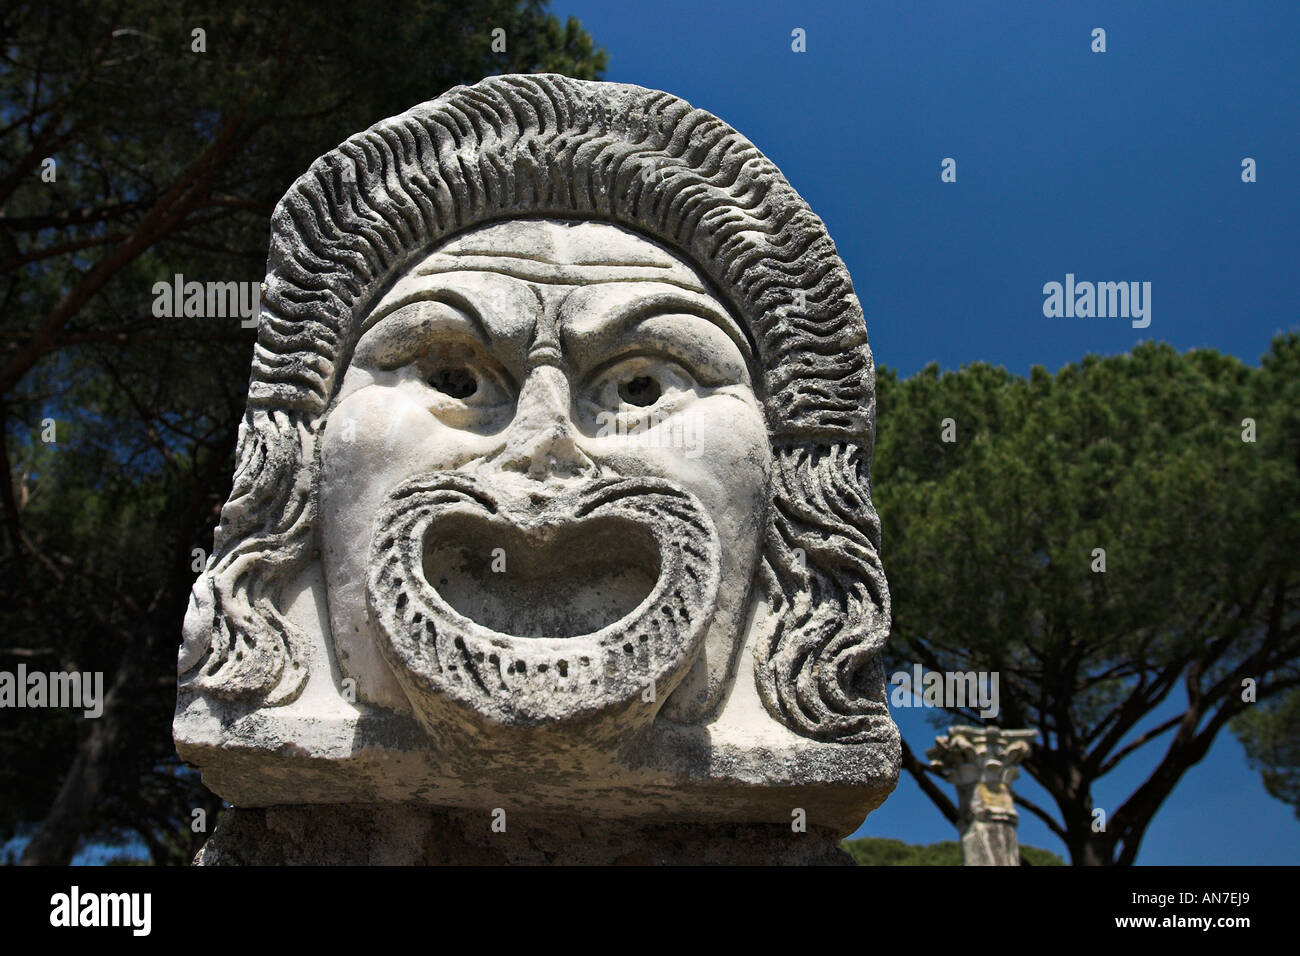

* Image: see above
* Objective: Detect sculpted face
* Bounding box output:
[318,219,771,739]
[177,78,898,835]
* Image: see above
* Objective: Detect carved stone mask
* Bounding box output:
[174,75,899,828]
[320,219,769,742]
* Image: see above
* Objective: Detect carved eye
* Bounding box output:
[588,358,696,419]
[617,375,661,407]
[422,352,512,412]
[429,365,478,399]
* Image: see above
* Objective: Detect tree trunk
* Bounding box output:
[1068,830,1115,866]
[18,637,146,865]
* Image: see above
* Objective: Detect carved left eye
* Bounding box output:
[590,358,696,415]
[617,375,661,407]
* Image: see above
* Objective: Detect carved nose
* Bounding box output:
[496,365,595,481]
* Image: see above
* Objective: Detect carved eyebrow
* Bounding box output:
[360,288,490,342]
[561,289,755,367]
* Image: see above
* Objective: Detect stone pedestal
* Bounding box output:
[927,726,1036,866]
[196,806,853,866]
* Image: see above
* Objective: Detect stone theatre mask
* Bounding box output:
[175,74,898,826]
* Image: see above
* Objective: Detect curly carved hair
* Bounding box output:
[179,74,892,743]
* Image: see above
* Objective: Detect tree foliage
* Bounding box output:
[1,0,605,864]
[873,337,1300,865]
[1232,687,1300,818]
[842,836,1064,866]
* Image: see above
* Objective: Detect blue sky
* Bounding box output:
[553,0,1300,864]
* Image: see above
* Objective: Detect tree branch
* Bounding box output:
[1096,713,1182,776]
[1011,792,1067,841]
[900,737,960,826]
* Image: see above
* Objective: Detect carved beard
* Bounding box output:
[366,473,721,733]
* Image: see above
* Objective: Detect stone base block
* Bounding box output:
[194,804,853,866]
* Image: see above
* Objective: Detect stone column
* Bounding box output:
[927,726,1037,866]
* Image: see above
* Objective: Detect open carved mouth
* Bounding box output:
[367,474,721,726]
[422,514,661,639]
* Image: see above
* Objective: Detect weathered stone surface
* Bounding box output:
[196,806,854,866]
[175,74,898,861]
[928,726,1037,866]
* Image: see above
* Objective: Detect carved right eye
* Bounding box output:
[420,349,514,421]
[424,359,511,406]
[428,365,479,399]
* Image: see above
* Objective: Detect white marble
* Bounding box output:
[175,75,899,840]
